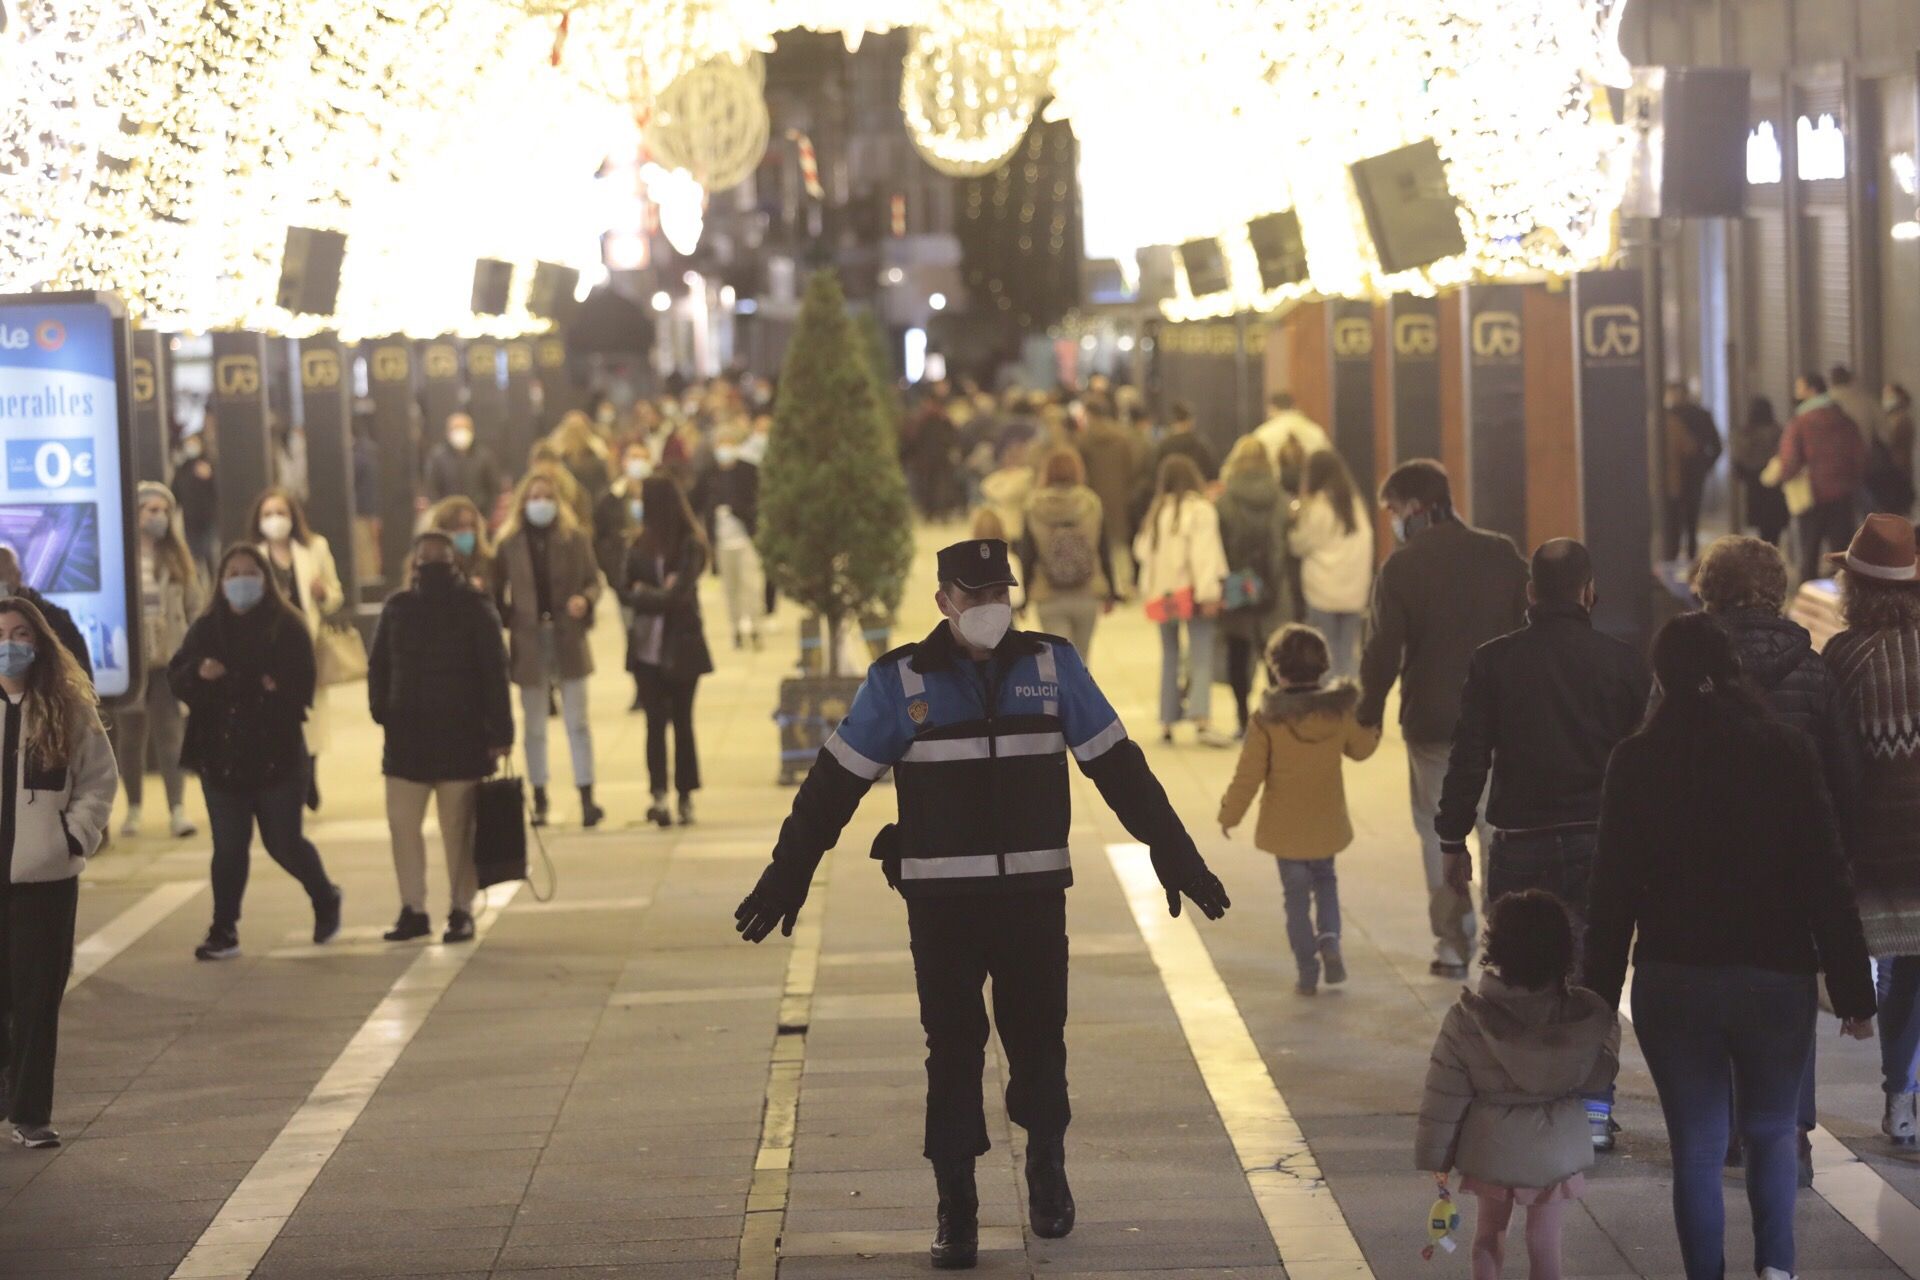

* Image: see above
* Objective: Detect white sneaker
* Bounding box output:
[168,805,197,838]
[118,806,141,837]
[1759,1269,1795,1280]
[1884,1092,1917,1146]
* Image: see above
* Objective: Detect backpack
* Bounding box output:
[1037,518,1097,589]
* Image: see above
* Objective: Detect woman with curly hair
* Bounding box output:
[1824,513,1920,1148]
[425,494,495,593]
[0,597,117,1147]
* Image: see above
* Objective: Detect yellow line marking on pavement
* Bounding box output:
[168,881,522,1280]
[1108,843,1373,1280]
[1619,973,1920,1273]
[69,881,203,993]
[737,866,828,1280]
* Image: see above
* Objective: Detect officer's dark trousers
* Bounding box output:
[907,889,1070,1162]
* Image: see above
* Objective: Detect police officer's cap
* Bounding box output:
[937,538,1019,592]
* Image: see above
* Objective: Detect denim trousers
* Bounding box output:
[1876,954,1920,1095]
[1157,615,1216,726]
[1632,962,1816,1280]
[1276,858,1339,983]
[1305,607,1363,682]
[519,624,594,788]
[203,767,334,933]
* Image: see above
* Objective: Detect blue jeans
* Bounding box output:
[1157,616,1216,726]
[1876,955,1920,1095]
[1632,962,1816,1280]
[1277,859,1339,983]
[520,622,594,788]
[1306,607,1362,682]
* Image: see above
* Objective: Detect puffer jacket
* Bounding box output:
[1218,682,1379,860]
[1022,483,1112,605]
[1415,975,1620,1189]
[367,569,514,782]
[1718,608,1855,807]
[1213,471,1293,641]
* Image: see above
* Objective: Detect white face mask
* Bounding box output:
[715,447,740,466]
[260,514,293,543]
[947,598,1012,651]
[524,498,558,528]
[625,457,652,481]
[449,429,473,451]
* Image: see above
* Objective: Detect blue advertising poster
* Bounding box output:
[0,294,137,700]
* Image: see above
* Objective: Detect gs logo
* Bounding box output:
[1393,315,1438,359]
[467,345,498,378]
[131,358,156,404]
[214,356,261,397]
[536,339,565,370]
[1470,312,1522,360]
[300,351,341,389]
[1332,317,1374,359]
[1582,305,1642,360]
[371,348,410,383]
[423,345,459,379]
[506,344,534,375]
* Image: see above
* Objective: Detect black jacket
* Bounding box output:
[168,606,313,790]
[621,538,715,682]
[1717,608,1860,814]
[1586,715,1875,1019]
[691,462,760,561]
[1358,518,1530,743]
[424,443,503,508]
[367,570,513,782]
[15,588,91,683]
[591,487,639,587]
[1436,603,1648,846]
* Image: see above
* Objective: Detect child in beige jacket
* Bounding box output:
[1218,624,1380,994]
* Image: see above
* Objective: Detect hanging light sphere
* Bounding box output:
[900,20,1053,178]
[643,55,770,193]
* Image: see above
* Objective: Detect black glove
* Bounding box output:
[1166,868,1230,921]
[734,890,799,943]
[871,823,903,893]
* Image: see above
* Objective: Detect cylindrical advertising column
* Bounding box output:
[1387,294,1442,465]
[1328,299,1378,494]
[503,339,536,479]
[534,333,577,431]
[129,329,171,485]
[209,330,274,545]
[1463,283,1528,546]
[298,335,358,611]
[418,336,464,447]
[1572,268,1652,648]
[364,335,417,600]
[466,338,507,480]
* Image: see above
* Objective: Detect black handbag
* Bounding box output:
[472,767,555,899]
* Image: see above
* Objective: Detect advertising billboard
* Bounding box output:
[0,292,138,701]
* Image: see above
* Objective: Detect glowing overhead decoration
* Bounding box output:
[560,0,774,115]
[901,0,1060,177]
[643,55,771,193]
[785,0,929,51]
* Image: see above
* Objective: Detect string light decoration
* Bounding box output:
[559,0,774,117]
[900,0,1060,177]
[643,55,771,193]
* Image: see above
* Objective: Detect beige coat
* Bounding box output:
[1415,975,1620,1189]
[1218,682,1379,860]
[1023,483,1110,605]
[495,526,603,687]
[260,533,341,753]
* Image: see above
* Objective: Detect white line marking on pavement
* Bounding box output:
[1108,843,1372,1280]
[168,881,522,1280]
[69,881,204,993]
[1619,973,1920,1273]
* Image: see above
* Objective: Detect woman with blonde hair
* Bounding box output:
[0,596,117,1147]
[494,466,604,828]
[115,481,202,837]
[425,495,494,593]
[1135,453,1231,746]
[1289,449,1373,680]
[549,410,613,501]
[1021,445,1113,658]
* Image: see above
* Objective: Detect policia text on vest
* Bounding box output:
[736,539,1230,1270]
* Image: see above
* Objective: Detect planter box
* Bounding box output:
[797,613,894,675]
[773,674,868,785]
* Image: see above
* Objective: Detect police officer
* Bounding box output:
[736,539,1230,1270]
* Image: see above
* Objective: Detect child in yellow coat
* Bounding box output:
[1219,624,1381,994]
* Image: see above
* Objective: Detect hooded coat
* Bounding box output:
[1218,682,1379,860]
[1415,974,1620,1189]
[1022,482,1112,605]
[1717,606,1857,807]
[1213,469,1293,641]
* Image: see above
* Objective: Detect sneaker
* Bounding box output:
[1294,979,1318,997]
[442,909,475,944]
[677,795,695,826]
[1194,725,1236,749]
[647,796,672,829]
[194,927,240,961]
[1758,1270,1795,1280]
[118,805,141,837]
[312,886,343,945]
[10,1125,59,1149]
[1885,1092,1917,1146]
[1429,960,1469,980]
[168,805,197,838]
[1588,1100,1617,1153]
[383,908,431,942]
[1319,936,1347,985]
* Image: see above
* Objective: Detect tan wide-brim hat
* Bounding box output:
[1830,512,1920,582]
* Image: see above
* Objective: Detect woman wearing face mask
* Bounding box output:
[622,477,714,827]
[249,488,342,810]
[368,533,513,945]
[1134,454,1232,747]
[0,598,116,1148]
[549,411,613,501]
[170,546,341,962]
[112,482,202,838]
[494,467,603,828]
[691,425,762,650]
[425,496,494,593]
[595,442,654,710]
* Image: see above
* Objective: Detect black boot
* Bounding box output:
[531,786,549,828]
[930,1158,978,1270]
[579,785,604,829]
[1025,1133,1075,1238]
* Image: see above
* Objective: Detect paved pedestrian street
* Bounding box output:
[5,527,1920,1280]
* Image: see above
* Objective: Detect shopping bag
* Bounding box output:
[1221,568,1266,612]
[473,775,528,890]
[315,620,368,686]
[1143,586,1197,624]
